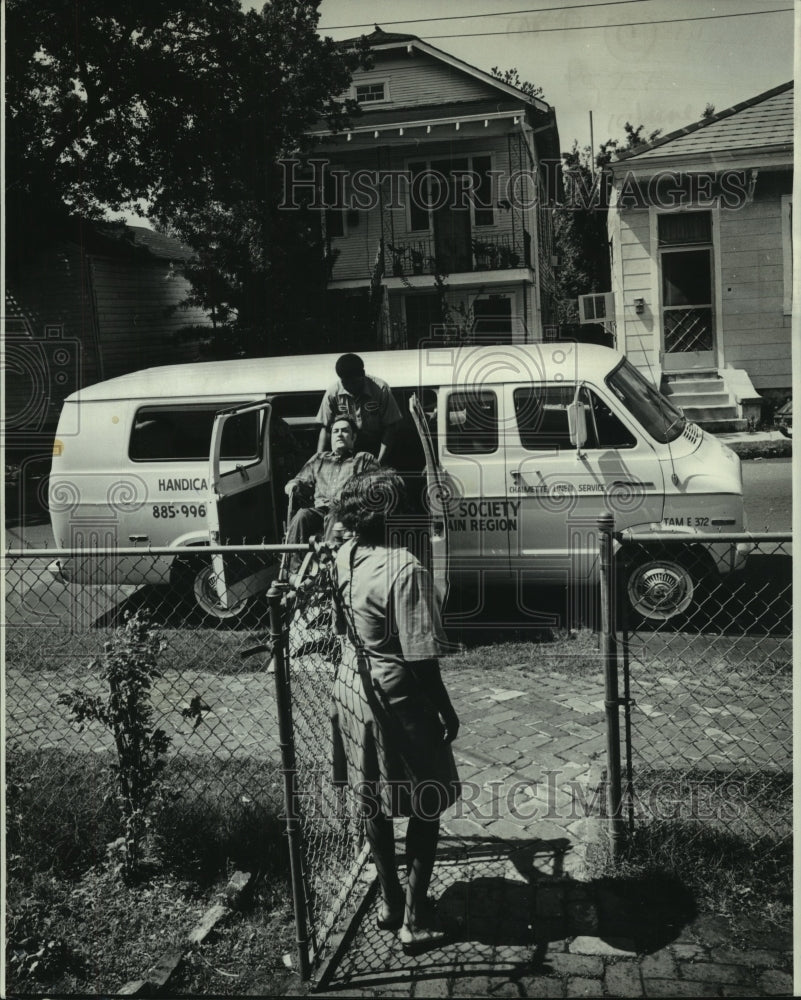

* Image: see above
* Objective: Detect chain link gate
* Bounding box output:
[597,524,792,865]
[266,547,375,981]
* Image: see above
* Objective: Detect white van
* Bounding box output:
[48,342,748,622]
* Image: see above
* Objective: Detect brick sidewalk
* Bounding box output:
[311,667,793,997]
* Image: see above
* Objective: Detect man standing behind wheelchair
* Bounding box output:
[284,416,379,576]
[316,353,403,463]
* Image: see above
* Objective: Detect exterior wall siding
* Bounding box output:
[351,53,499,108]
[90,256,211,379]
[5,242,101,439]
[612,208,658,375]
[612,183,792,390]
[718,192,791,390]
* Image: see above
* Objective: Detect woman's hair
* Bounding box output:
[334,469,407,543]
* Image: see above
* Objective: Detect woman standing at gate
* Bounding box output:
[331,470,461,954]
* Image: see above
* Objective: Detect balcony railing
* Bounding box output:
[385,231,531,278]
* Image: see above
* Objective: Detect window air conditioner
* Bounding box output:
[578,292,615,324]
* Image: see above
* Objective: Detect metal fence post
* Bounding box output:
[598,513,624,861]
[269,582,311,980]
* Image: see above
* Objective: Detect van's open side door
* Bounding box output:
[207,401,277,609]
[409,394,450,609]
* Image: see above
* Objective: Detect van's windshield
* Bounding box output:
[606,359,686,444]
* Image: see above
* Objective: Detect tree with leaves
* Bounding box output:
[485,67,663,333]
[490,66,544,100]
[7,0,368,355]
[554,121,663,330]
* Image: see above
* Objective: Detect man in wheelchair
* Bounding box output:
[284,416,380,573]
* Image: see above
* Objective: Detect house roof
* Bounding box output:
[93,222,194,261]
[343,27,420,46]
[122,225,195,261]
[317,26,559,158]
[616,81,794,163]
[310,96,526,131]
[336,25,552,114]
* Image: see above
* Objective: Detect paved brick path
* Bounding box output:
[312,664,793,998]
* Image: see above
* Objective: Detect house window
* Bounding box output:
[404,293,442,348]
[473,296,512,342]
[657,211,714,356]
[408,161,431,232]
[472,156,494,227]
[355,81,388,103]
[782,195,792,315]
[657,211,712,246]
[406,154,495,233]
[324,169,345,239]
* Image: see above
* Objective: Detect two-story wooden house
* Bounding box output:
[305,28,561,349]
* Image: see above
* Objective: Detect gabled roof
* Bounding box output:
[320,26,559,159]
[617,81,793,163]
[110,224,194,261]
[339,25,551,115]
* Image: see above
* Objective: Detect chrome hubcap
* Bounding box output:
[629,563,693,620]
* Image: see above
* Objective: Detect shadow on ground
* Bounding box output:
[317,835,697,994]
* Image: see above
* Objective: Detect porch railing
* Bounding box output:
[385,230,531,278]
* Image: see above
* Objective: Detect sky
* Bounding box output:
[314,0,796,153]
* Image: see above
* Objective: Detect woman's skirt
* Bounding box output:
[331,645,461,819]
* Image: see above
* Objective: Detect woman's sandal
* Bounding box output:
[398,923,451,955]
[376,900,404,931]
[376,910,404,931]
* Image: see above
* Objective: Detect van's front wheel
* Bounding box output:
[624,554,696,623]
[171,556,251,623]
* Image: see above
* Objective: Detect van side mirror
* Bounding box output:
[567,401,588,450]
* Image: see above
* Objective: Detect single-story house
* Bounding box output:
[5,220,212,455]
[607,81,793,429]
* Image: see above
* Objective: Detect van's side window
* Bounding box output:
[514,386,635,450]
[585,389,636,448]
[514,386,572,449]
[446,391,498,454]
[129,405,260,461]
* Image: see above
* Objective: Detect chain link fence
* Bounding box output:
[6,528,793,983]
[609,530,792,856]
[4,543,368,977]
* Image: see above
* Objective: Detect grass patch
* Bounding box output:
[5,622,266,676]
[169,890,298,996]
[589,769,792,932]
[7,747,286,884]
[6,865,208,993]
[442,627,601,677]
[6,747,294,994]
[7,866,298,996]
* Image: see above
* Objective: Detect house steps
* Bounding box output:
[661,369,760,433]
